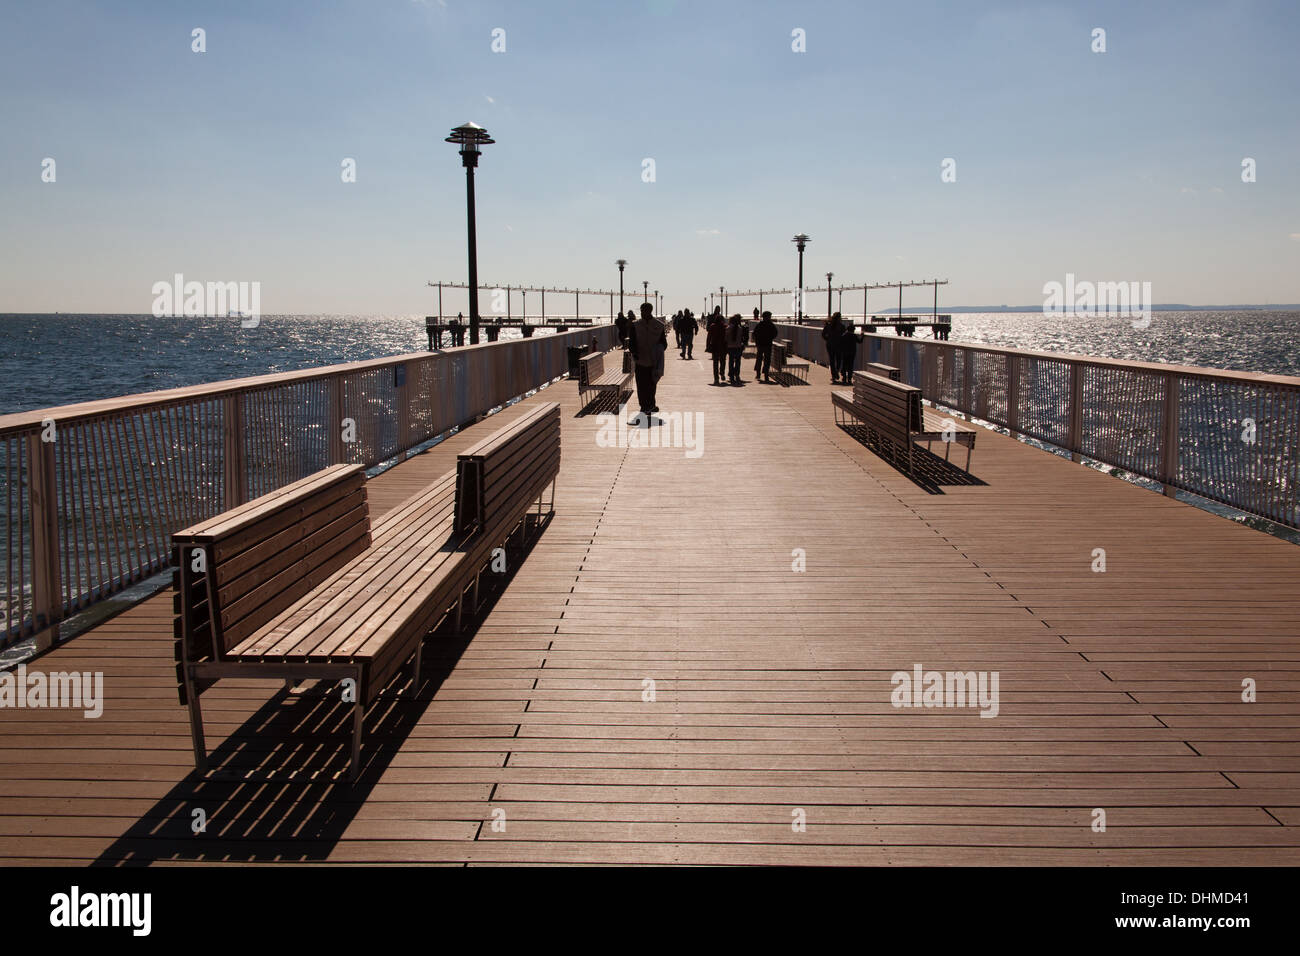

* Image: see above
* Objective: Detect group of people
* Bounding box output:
[821,312,863,385]
[612,301,865,416]
[701,307,780,386]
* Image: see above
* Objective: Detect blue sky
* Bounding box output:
[1,0,1297,314]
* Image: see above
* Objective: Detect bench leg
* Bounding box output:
[966,441,972,471]
[413,639,423,690]
[349,696,364,782]
[185,677,208,772]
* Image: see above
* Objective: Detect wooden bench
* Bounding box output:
[576,350,631,408]
[173,402,562,780]
[771,341,810,383]
[865,362,901,382]
[831,371,976,473]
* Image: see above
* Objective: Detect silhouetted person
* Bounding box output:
[627,302,666,423]
[706,312,727,385]
[837,324,862,383]
[450,313,466,347]
[753,310,778,382]
[680,309,696,359]
[725,313,744,385]
[822,312,844,382]
[673,311,684,351]
[615,310,630,348]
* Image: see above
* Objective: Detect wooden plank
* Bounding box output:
[5,352,1299,867]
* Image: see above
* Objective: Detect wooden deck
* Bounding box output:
[3,352,1300,866]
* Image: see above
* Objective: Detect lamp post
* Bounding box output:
[720,286,725,315]
[445,121,494,345]
[616,259,627,316]
[655,290,660,315]
[791,234,810,324]
[826,272,834,318]
[642,280,648,304]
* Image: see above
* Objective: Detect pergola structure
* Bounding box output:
[427,280,623,323]
[721,279,949,321]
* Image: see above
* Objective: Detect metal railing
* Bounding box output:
[776,324,1300,530]
[0,326,617,649]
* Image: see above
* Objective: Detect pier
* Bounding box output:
[1,330,1299,864]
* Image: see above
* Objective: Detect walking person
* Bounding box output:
[627,302,666,423]
[725,314,745,385]
[706,311,727,385]
[837,323,862,383]
[615,310,630,348]
[753,310,778,382]
[822,312,845,383]
[673,311,684,353]
[680,309,696,359]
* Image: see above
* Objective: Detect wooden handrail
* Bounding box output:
[1,327,617,649]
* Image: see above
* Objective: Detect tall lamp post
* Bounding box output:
[642,280,648,304]
[791,233,810,324]
[826,272,834,318]
[446,121,494,345]
[719,286,725,315]
[616,259,627,317]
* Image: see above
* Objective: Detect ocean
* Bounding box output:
[1,311,1297,416]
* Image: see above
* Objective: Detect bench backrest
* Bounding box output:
[577,351,604,387]
[865,362,901,381]
[852,371,922,444]
[172,464,371,684]
[454,402,561,537]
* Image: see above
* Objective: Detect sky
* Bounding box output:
[1,0,1298,315]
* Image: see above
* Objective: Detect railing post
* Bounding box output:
[26,432,62,648]
[329,375,347,464]
[1160,372,1180,496]
[1007,354,1020,433]
[222,393,247,508]
[1068,363,1084,462]
[962,347,973,415]
[396,361,411,456]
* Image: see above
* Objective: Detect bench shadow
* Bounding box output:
[574,388,628,417]
[836,423,987,494]
[88,511,553,866]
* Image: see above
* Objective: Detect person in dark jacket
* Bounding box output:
[615,310,630,349]
[627,302,667,421]
[753,311,778,382]
[449,313,465,347]
[725,314,745,385]
[705,311,727,384]
[822,312,845,383]
[837,323,862,383]
[680,309,696,359]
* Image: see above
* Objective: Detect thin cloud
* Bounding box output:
[695,228,721,236]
